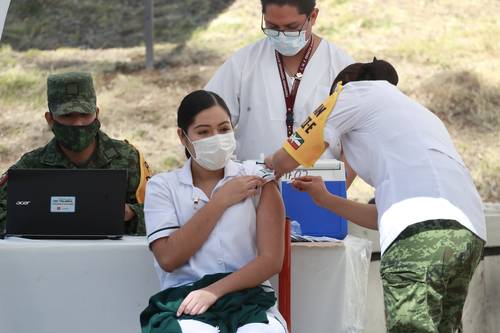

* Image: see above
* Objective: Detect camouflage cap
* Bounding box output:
[47,72,97,116]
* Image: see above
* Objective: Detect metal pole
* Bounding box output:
[144,0,154,69]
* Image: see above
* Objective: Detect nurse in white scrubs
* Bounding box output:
[142,90,287,333]
[266,59,486,332]
[205,0,353,162]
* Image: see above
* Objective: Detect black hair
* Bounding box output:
[330,58,399,94]
[261,0,316,15]
[177,90,232,158]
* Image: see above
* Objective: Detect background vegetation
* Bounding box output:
[1,0,499,202]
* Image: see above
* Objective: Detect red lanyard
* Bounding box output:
[275,38,314,137]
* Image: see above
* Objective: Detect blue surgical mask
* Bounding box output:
[268,30,309,56]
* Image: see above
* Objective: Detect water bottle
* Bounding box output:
[290,220,302,236]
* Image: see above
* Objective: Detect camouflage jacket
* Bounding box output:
[0,131,151,235]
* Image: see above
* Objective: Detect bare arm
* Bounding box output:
[293,176,378,230]
[317,192,378,230]
[151,176,265,272]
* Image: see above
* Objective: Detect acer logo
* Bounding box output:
[15,201,31,206]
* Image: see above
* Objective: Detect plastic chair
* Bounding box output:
[278,218,292,332]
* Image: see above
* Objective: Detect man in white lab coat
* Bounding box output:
[205,0,354,161]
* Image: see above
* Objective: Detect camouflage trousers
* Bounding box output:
[380,219,484,333]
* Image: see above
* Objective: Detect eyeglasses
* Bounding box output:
[261,14,310,37]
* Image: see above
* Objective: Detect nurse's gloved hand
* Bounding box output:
[292,176,329,207]
[212,176,265,208]
[176,288,218,317]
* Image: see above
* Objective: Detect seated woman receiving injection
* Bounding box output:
[141,90,287,333]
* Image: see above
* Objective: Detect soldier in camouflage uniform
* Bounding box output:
[0,72,151,235]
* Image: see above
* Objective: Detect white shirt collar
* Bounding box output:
[178,158,240,187]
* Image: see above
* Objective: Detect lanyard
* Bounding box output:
[275,38,314,137]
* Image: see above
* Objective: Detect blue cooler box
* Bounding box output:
[281,159,348,239]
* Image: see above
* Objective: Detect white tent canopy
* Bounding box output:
[0,0,10,41]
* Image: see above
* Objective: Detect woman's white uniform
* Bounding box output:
[145,159,287,333]
[285,80,487,254]
[325,81,487,252]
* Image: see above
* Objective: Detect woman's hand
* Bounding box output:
[176,288,218,317]
[212,176,265,208]
[292,175,330,207]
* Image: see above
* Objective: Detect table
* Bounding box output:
[287,236,372,333]
[0,236,372,333]
[0,237,159,333]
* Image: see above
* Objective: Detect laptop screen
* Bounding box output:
[6,169,127,238]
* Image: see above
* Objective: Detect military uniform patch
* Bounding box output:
[135,147,152,204]
[65,83,79,95]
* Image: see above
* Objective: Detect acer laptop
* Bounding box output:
[5,169,127,239]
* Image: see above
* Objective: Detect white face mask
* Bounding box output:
[268,30,309,56]
[184,132,236,171]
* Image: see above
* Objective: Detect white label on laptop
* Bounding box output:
[50,196,76,213]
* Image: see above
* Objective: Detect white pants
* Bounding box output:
[178,313,287,333]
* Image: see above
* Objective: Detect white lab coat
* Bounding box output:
[206,37,354,160]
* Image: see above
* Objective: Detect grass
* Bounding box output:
[1,0,499,202]
[416,71,500,130]
[0,66,43,104]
